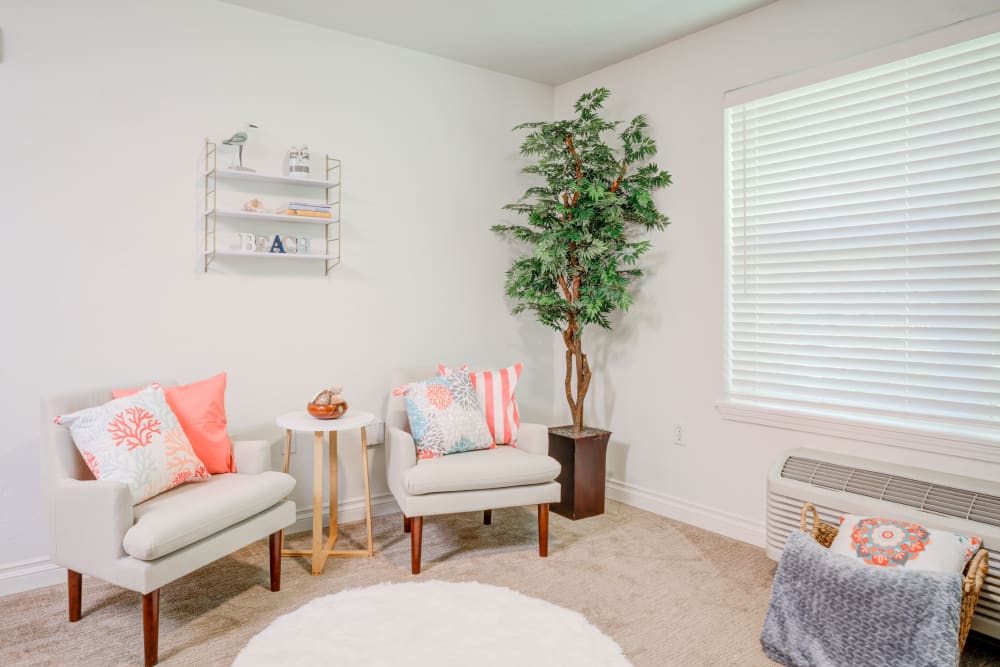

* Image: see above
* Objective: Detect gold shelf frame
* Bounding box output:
[324,155,342,275]
[204,138,218,272]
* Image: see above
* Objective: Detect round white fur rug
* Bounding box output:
[233,580,631,666]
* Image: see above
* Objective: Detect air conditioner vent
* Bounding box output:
[779,456,819,480]
[923,487,976,518]
[971,495,1000,525]
[843,469,890,499]
[780,456,1000,528]
[810,462,854,490]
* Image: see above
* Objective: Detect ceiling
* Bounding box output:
[221,0,775,85]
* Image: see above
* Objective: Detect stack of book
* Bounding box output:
[285,202,333,219]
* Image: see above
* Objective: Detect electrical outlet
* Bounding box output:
[673,424,685,446]
[288,433,297,454]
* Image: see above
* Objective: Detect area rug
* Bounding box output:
[232,580,631,666]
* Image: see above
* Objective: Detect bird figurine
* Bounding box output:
[223,123,258,172]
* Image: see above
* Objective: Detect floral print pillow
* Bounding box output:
[394,371,494,459]
[56,384,210,505]
[829,513,981,573]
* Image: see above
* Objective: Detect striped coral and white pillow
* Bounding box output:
[438,363,522,446]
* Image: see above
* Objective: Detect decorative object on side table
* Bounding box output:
[223,122,258,171]
[307,386,348,419]
[493,87,672,520]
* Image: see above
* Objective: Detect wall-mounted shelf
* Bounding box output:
[204,208,340,225]
[204,168,340,188]
[202,138,342,276]
[204,250,340,261]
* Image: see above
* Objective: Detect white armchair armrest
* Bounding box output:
[233,439,273,475]
[49,478,133,569]
[516,422,549,456]
[386,426,417,497]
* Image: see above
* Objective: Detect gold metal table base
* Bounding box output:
[280,427,374,575]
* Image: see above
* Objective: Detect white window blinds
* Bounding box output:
[725,30,1000,437]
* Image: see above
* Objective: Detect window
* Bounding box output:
[723,31,1000,447]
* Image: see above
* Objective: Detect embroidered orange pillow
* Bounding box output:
[113,373,235,474]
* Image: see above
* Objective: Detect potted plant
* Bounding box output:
[492,87,671,519]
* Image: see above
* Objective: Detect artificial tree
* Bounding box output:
[493,87,672,434]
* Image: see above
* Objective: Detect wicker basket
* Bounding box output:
[799,503,989,653]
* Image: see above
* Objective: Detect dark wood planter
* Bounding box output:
[548,426,611,520]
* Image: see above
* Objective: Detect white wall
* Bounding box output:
[554,0,1000,545]
[0,0,554,589]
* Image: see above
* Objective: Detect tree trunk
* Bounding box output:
[563,319,592,433]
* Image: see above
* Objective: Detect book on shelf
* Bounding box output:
[288,202,332,212]
[283,209,333,218]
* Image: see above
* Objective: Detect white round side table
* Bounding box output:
[276,409,376,575]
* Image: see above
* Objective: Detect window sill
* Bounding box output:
[715,400,1000,464]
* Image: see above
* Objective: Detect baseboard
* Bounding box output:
[606,478,766,548]
[0,557,65,597]
[0,493,401,598]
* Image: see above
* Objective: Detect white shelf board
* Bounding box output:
[206,168,339,188]
[204,209,339,225]
[205,250,339,261]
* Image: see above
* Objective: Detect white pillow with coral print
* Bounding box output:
[56,384,210,505]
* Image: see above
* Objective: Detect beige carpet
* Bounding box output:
[1,501,997,666]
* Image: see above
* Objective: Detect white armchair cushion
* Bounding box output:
[123,471,294,560]
[402,446,560,496]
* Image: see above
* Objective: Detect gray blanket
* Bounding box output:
[761,531,962,667]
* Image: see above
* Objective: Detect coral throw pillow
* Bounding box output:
[113,373,235,474]
[56,384,209,505]
[393,370,494,459]
[438,363,522,446]
[829,514,981,573]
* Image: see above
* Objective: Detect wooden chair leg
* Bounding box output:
[538,503,549,557]
[411,516,423,575]
[142,589,160,667]
[67,570,82,622]
[403,515,411,533]
[483,509,492,525]
[269,530,282,592]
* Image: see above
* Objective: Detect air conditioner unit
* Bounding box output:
[767,448,1000,640]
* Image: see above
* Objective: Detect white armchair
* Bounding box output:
[41,382,296,667]
[385,370,561,573]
